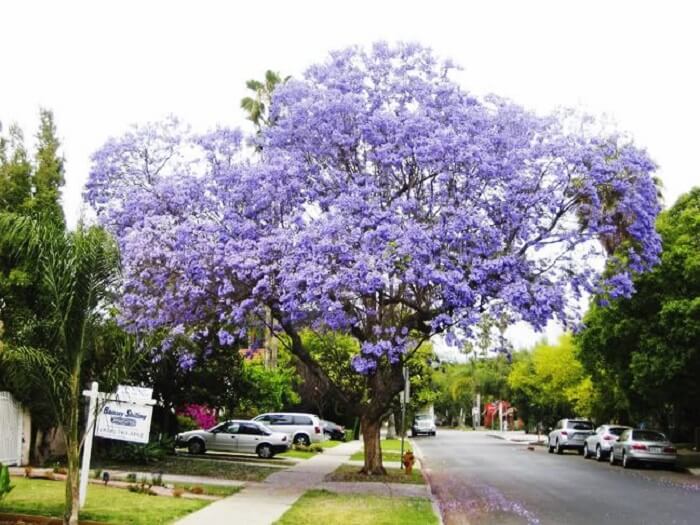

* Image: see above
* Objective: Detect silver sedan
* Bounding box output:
[583,424,631,461]
[175,419,289,458]
[609,429,677,469]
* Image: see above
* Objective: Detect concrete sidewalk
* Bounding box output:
[175,440,363,525]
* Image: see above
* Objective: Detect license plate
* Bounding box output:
[649,446,661,453]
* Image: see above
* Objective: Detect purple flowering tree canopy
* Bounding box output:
[87,43,661,471]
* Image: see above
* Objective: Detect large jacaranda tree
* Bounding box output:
[87,43,661,473]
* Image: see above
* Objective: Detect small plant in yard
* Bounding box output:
[151,472,164,486]
[24,465,32,478]
[126,472,137,482]
[128,477,157,496]
[0,463,14,501]
[92,468,103,479]
[293,444,323,453]
[402,451,416,474]
[173,487,185,498]
[189,485,204,495]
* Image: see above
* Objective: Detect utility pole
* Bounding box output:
[400,366,409,469]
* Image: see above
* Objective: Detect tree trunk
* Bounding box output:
[63,374,80,525]
[360,416,385,475]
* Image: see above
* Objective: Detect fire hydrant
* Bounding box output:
[402,451,416,474]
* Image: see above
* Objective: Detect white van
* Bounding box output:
[253,412,323,445]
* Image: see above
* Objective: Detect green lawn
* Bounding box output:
[274,489,437,525]
[96,455,277,481]
[350,439,412,462]
[0,477,207,524]
[279,439,342,459]
[325,464,424,485]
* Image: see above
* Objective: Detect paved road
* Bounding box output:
[415,429,700,525]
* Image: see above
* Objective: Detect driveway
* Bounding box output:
[415,429,700,525]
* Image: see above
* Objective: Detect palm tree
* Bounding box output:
[240,70,288,130]
[0,215,120,525]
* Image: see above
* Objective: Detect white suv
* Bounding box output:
[253,412,323,445]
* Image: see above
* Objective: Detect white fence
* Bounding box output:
[0,391,24,465]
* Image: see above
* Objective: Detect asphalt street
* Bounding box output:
[415,429,700,525]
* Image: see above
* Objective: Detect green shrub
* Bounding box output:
[176,415,199,432]
[0,463,15,501]
[292,444,323,454]
[105,438,173,464]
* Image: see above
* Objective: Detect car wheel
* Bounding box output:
[293,434,310,446]
[555,440,563,455]
[609,449,617,465]
[257,444,273,459]
[580,445,587,457]
[622,451,633,469]
[188,439,205,455]
[583,444,590,458]
[595,445,603,462]
[548,440,554,453]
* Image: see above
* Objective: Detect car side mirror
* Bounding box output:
[211,429,219,434]
[548,427,553,432]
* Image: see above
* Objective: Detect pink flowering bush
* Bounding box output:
[178,404,218,430]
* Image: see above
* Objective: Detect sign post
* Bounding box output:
[79,382,98,508]
[80,384,155,508]
[400,366,409,469]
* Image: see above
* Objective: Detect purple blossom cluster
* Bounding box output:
[86,42,662,374]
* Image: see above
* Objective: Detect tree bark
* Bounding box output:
[63,373,80,525]
[360,416,385,475]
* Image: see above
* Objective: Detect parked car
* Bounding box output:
[175,420,289,458]
[411,414,437,437]
[547,419,594,454]
[583,424,631,461]
[253,412,323,445]
[609,429,677,469]
[322,419,346,441]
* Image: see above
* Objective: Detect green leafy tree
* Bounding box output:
[508,335,595,430]
[33,109,65,226]
[0,114,67,444]
[576,188,700,439]
[0,216,120,525]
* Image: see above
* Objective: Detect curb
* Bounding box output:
[409,438,444,525]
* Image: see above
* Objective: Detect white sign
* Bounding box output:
[116,385,153,402]
[95,401,153,444]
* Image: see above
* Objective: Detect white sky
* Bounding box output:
[1,0,698,352]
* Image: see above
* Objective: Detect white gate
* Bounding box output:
[0,391,23,465]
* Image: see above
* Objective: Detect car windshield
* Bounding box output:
[609,427,627,436]
[633,430,665,442]
[207,422,227,432]
[567,421,593,430]
[415,415,432,421]
[255,423,273,435]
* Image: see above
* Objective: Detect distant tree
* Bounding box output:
[576,188,700,439]
[33,109,65,226]
[508,335,595,429]
[434,356,511,426]
[240,70,287,130]
[0,124,32,212]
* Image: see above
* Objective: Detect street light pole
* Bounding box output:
[400,366,409,469]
